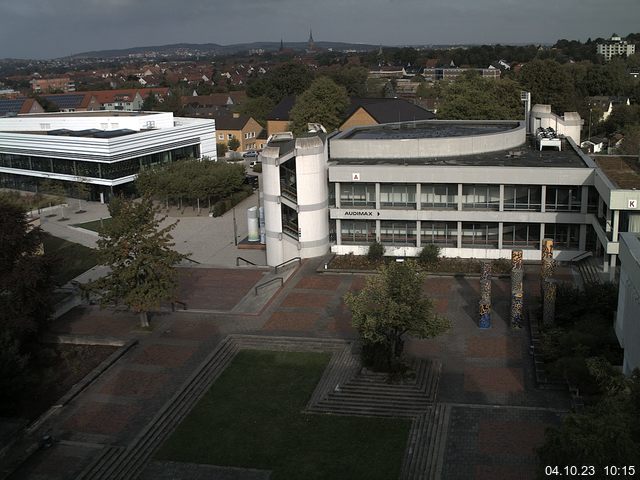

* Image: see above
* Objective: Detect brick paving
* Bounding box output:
[175,268,265,311]
[132,344,196,367]
[98,369,170,398]
[442,406,561,480]
[63,401,141,436]
[8,259,573,480]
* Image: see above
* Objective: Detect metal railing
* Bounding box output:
[274,257,301,274]
[254,277,283,295]
[569,251,593,263]
[236,256,257,266]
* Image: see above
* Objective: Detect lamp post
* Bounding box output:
[589,108,592,141]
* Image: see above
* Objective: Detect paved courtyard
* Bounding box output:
[5,258,570,480]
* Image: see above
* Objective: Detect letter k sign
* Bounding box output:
[629,199,638,209]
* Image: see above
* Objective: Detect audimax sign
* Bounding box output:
[344,211,380,216]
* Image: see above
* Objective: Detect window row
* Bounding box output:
[336,183,597,212]
[0,145,199,180]
[340,220,580,249]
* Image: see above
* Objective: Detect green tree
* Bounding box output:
[246,63,315,103]
[438,72,523,120]
[236,96,275,126]
[344,261,450,371]
[141,92,159,111]
[319,65,369,97]
[517,59,578,113]
[216,142,228,159]
[89,196,188,327]
[0,199,53,409]
[228,136,240,152]
[537,367,640,476]
[289,77,349,134]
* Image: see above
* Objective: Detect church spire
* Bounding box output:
[279,37,284,51]
[307,28,315,52]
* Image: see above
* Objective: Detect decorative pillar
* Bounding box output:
[541,239,556,326]
[542,281,557,326]
[510,249,524,328]
[479,262,492,328]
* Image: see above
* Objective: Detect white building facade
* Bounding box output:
[616,232,640,374]
[0,111,216,201]
[259,106,640,278]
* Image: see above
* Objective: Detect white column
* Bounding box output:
[375,183,381,210]
[499,184,504,212]
[335,182,341,208]
[540,185,546,213]
[609,254,617,282]
[416,220,421,248]
[613,210,620,241]
[498,222,504,250]
[457,183,463,211]
[336,218,341,245]
[457,221,463,249]
[579,224,587,251]
[539,223,545,250]
[415,183,421,211]
[581,185,589,214]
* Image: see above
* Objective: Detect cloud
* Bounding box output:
[0,0,638,58]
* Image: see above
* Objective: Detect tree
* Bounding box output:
[289,77,349,134]
[344,261,451,372]
[141,92,159,111]
[517,59,578,113]
[0,199,53,409]
[74,178,90,212]
[246,63,314,103]
[319,65,369,97]
[227,136,240,152]
[537,366,640,475]
[89,196,188,327]
[216,142,228,159]
[236,96,275,126]
[437,72,523,120]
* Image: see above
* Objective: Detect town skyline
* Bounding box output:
[1,0,639,59]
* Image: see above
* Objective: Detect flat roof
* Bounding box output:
[342,121,520,140]
[593,156,640,190]
[19,111,159,118]
[330,136,589,168]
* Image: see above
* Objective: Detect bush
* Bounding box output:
[417,244,440,267]
[210,187,252,217]
[367,241,385,262]
[252,163,262,173]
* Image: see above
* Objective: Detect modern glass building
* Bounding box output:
[0,111,216,201]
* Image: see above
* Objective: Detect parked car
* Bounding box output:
[243,150,258,158]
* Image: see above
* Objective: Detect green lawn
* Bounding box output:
[72,217,112,233]
[156,350,410,480]
[42,234,98,285]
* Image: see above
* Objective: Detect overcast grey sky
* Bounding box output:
[1,0,639,59]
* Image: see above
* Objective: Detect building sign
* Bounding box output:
[344,211,380,216]
[628,199,638,209]
[352,172,360,181]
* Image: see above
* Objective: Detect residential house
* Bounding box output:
[0,98,45,117]
[587,96,631,122]
[339,97,436,131]
[215,113,263,152]
[30,77,76,93]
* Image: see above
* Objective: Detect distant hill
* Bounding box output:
[70,41,381,59]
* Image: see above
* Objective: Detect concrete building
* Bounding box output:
[597,34,636,61]
[0,110,216,201]
[616,232,640,374]
[259,105,640,279]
